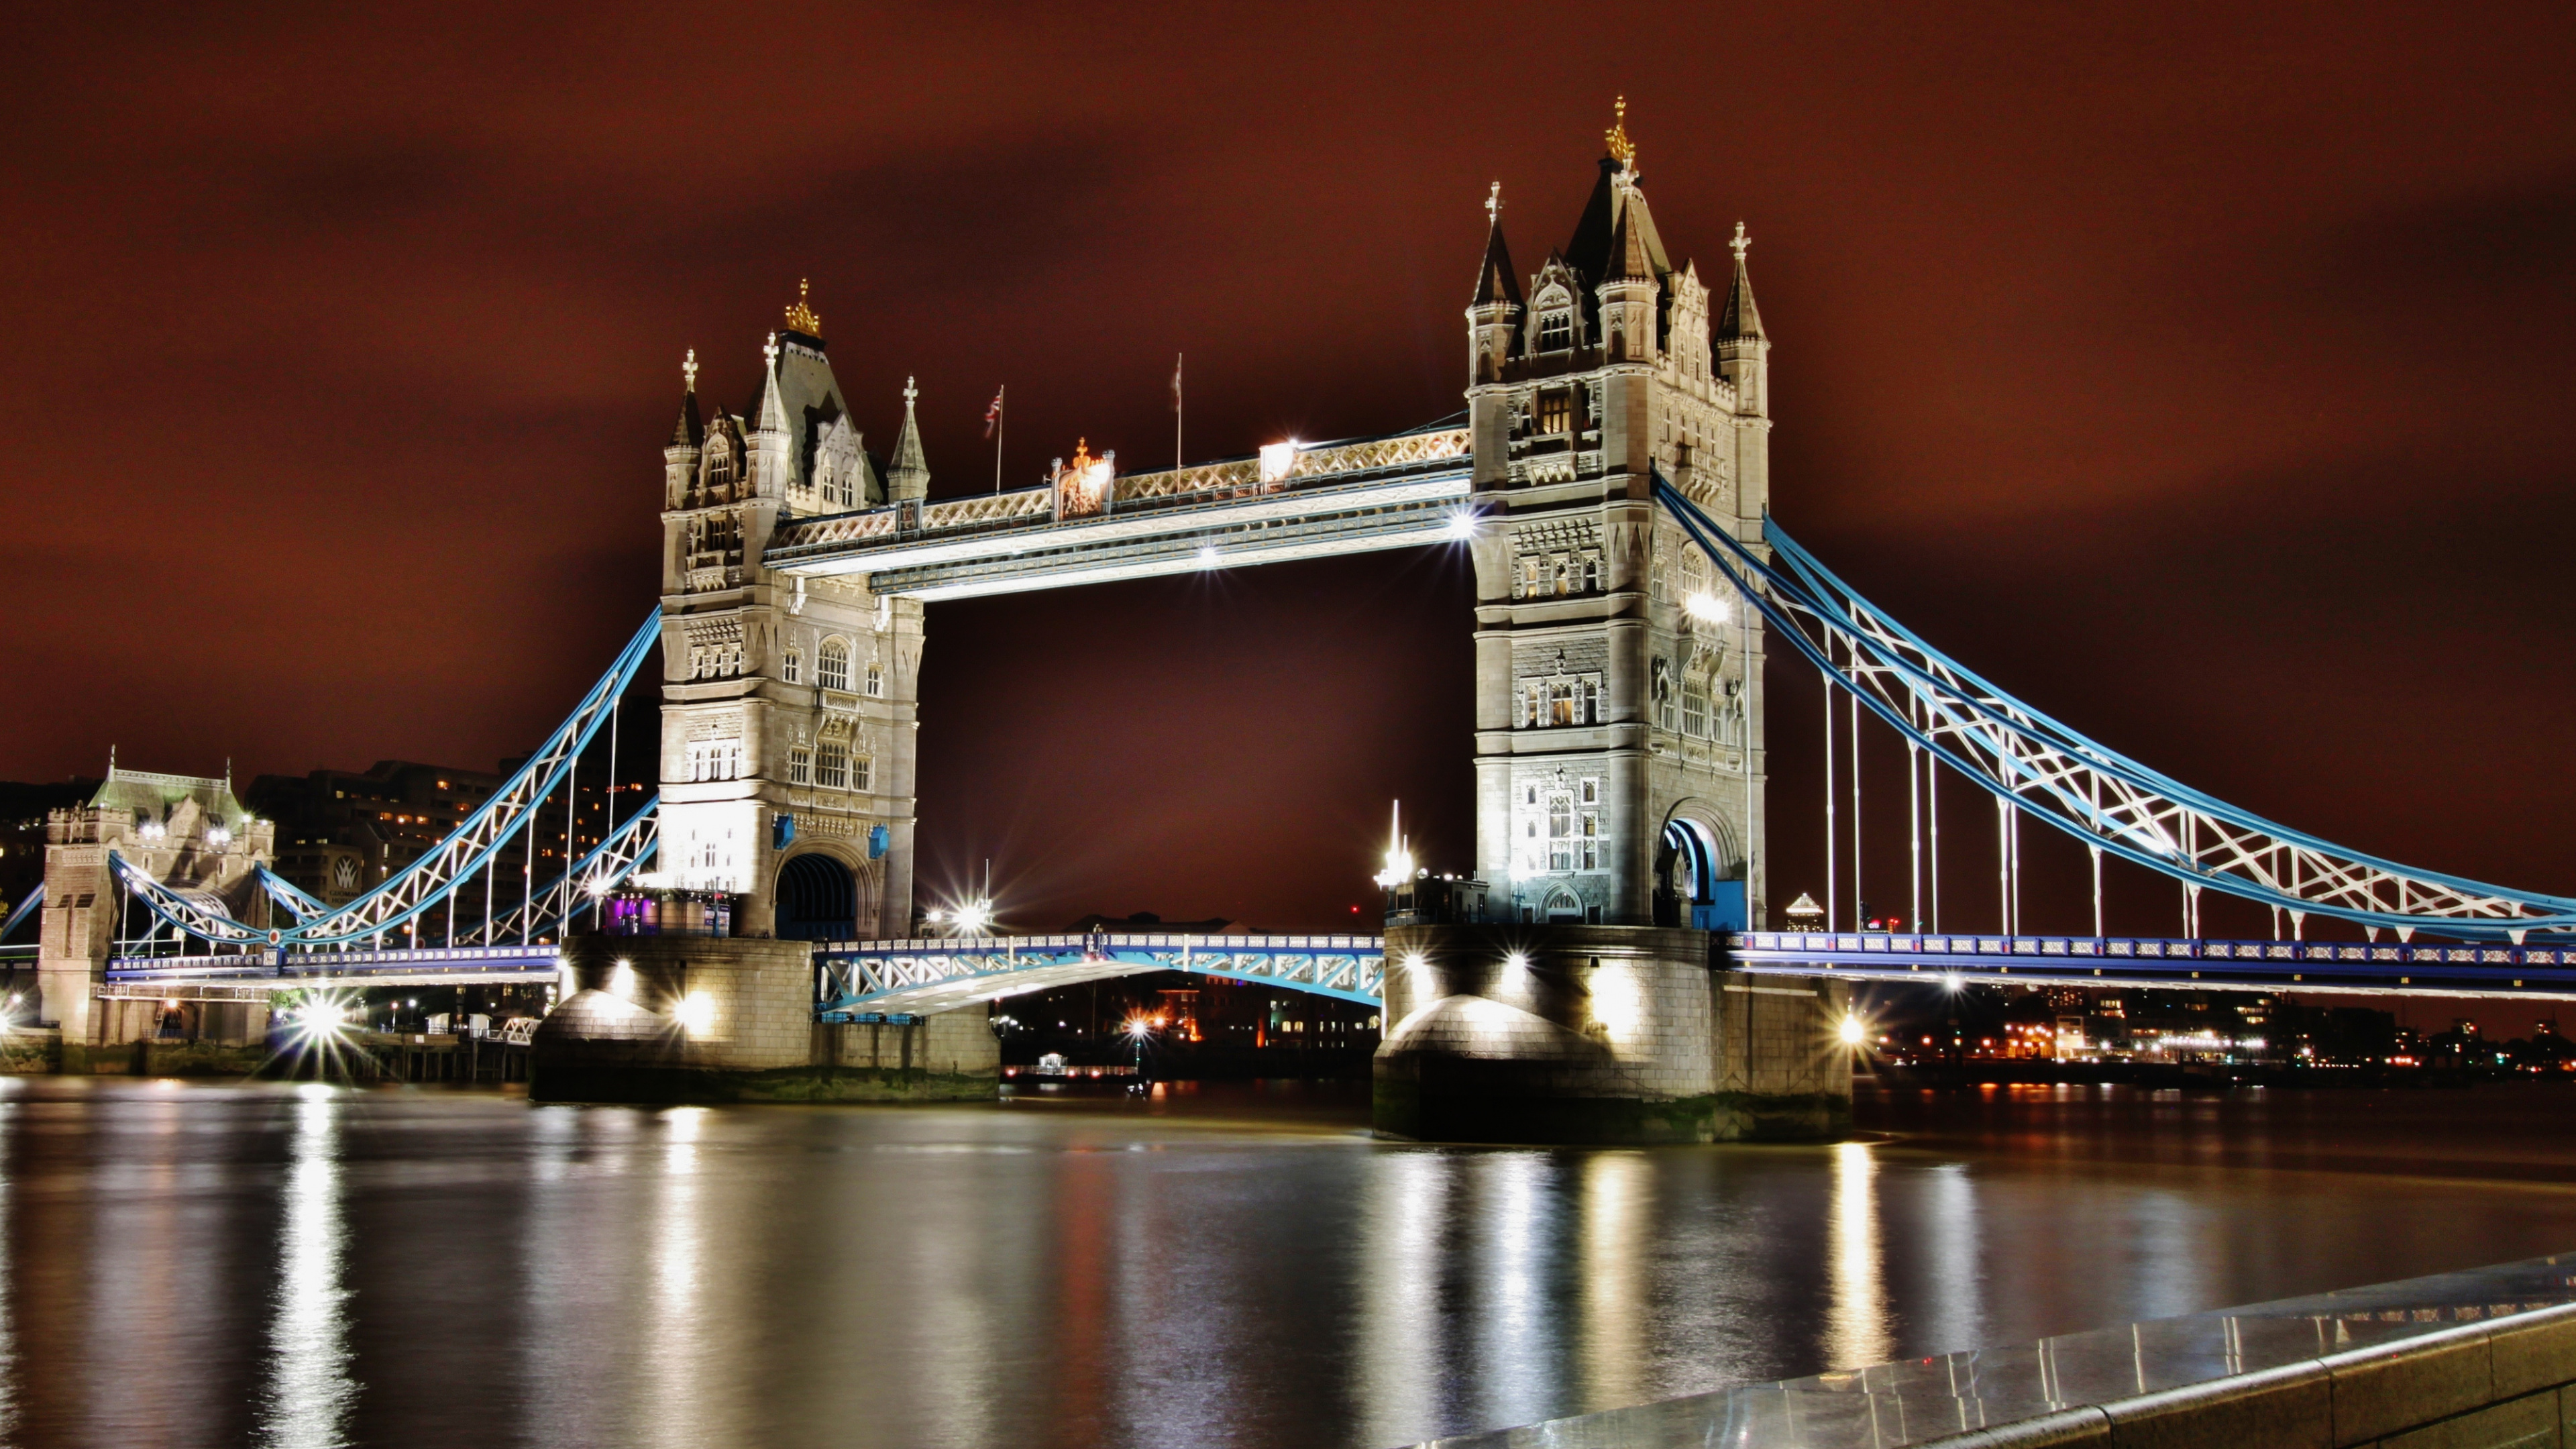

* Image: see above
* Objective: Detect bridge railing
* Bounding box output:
[1735,930,2576,966]
[814,931,1389,1013]
[767,429,1470,559]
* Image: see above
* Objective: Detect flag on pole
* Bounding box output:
[982,387,1004,439]
[1171,354,1183,411]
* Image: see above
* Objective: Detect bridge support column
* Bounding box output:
[531,936,997,1104]
[1373,924,1851,1144]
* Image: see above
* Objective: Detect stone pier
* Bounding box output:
[531,935,998,1104]
[1373,923,1851,1143]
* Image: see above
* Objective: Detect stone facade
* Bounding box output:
[654,299,926,941]
[1466,122,1772,928]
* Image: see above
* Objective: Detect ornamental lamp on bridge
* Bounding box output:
[1784,893,1824,928]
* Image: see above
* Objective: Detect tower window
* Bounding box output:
[864,663,883,698]
[788,747,812,786]
[1538,313,1572,352]
[781,649,802,685]
[1547,796,1573,871]
[816,742,850,790]
[853,757,873,792]
[817,639,851,692]
[1536,390,1572,435]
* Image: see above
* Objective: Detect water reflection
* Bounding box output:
[1921,1162,1986,1355]
[5,1081,2575,1449]
[1580,1151,1651,1410]
[256,1085,355,1448]
[1825,1140,1894,1368]
[1357,1148,1453,1447]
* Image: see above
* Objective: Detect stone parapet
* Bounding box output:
[532,934,998,1104]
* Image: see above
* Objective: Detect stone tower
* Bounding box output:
[1375,109,1848,1146]
[655,285,924,941]
[1464,107,1772,931]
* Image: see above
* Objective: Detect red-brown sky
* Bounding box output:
[3,3,2572,957]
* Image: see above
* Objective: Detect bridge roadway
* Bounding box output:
[85,928,2576,1009]
[761,427,1472,600]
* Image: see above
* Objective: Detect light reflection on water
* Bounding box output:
[1,1079,2574,1448]
[256,1085,356,1448]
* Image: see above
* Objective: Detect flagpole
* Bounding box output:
[1173,353,1183,474]
[994,384,1004,494]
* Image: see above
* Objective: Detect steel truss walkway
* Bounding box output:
[764,427,1472,600]
[97,945,564,1002]
[815,933,1387,1017]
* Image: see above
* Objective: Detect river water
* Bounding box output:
[1,1077,2573,1448]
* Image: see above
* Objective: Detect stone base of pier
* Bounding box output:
[531,936,999,1105]
[1372,924,1851,1144]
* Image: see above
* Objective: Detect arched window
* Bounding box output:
[816,639,851,692]
[703,436,736,498]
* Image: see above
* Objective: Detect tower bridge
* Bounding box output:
[23,111,2576,1134]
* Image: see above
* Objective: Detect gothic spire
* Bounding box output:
[668,348,705,447]
[1472,182,1522,308]
[888,376,929,498]
[1716,222,1765,342]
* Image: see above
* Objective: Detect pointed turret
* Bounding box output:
[1468,183,1525,386]
[887,377,929,500]
[1472,186,1521,309]
[669,360,706,447]
[1597,175,1661,363]
[663,349,706,508]
[1716,222,1764,343]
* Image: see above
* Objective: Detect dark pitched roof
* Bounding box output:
[1717,253,1765,342]
[1562,156,1623,288]
[1472,216,1522,309]
[668,386,704,448]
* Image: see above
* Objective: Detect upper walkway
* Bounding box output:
[763,427,1472,599]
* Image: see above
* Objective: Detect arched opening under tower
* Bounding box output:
[1656,818,1746,930]
[775,852,857,941]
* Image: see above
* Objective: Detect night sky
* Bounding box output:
[5,5,2572,973]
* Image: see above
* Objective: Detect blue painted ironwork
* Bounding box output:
[1729,930,2576,999]
[1,882,40,943]
[470,794,660,945]
[816,932,1387,1017]
[1657,480,2576,942]
[111,610,661,948]
[256,867,326,921]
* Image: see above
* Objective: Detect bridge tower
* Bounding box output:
[1377,110,1850,1143]
[1465,113,1768,931]
[653,287,924,942]
[36,766,275,1065]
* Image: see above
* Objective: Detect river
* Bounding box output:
[0,1076,2571,1448]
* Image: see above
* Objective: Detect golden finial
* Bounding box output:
[1605,95,1636,168]
[784,278,822,336]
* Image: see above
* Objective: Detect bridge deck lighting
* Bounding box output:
[1837,1015,1866,1046]
[1198,544,1222,567]
[608,963,637,1002]
[1443,508,1479,541]
[1941,973,1964,993]
[1683,590,1729,625]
